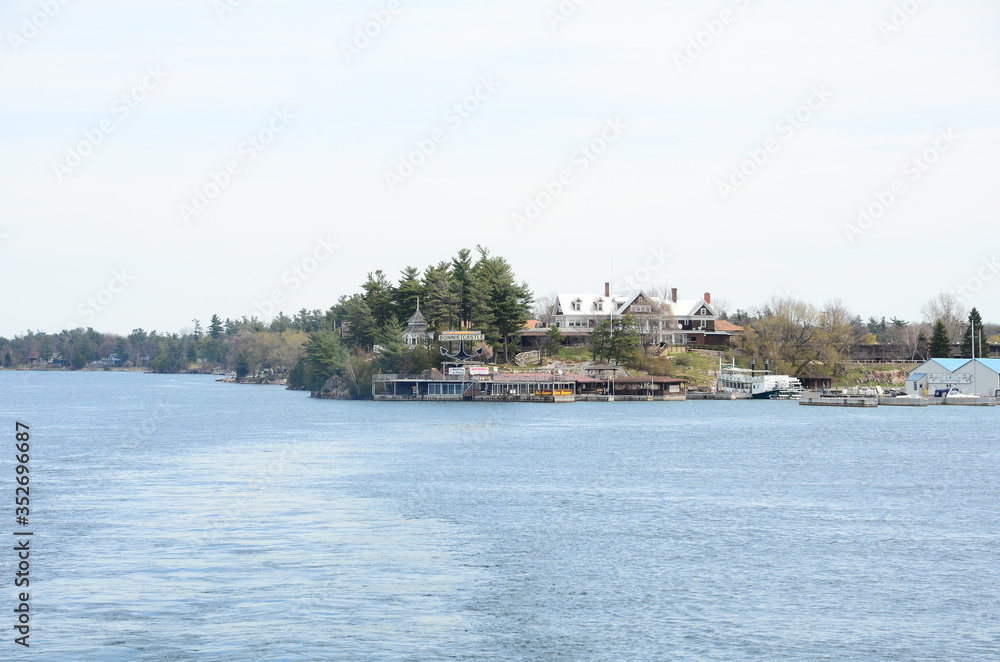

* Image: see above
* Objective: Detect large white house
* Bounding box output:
[906,358,1000,397]
[537,286,734,347]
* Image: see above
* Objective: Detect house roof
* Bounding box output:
[929,358,971,371]
[974,358,1000,373]
[556,293,624,315]
[715,320,744,333]
[556,290,717,318]
[406,303,426,325]
[522,320,542,329]
[907,373,926,381]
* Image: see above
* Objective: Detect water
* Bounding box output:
[1,371,999,660]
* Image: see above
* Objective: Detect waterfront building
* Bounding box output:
[520,286,736,348]
[906,358,1000,397]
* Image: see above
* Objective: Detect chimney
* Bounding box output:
[704,292,712,304]
[604,282,610,297]
[670,288,678,303]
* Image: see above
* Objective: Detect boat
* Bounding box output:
[716,363,805,400]
[934,387,979,399]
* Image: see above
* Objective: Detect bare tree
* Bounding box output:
[920,293,967,343]
[533,292,558,324]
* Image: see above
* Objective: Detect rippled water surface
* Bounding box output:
[2,371,999,660]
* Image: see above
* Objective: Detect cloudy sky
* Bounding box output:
[1,0,998,336]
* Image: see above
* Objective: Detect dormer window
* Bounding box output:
[572,298,582,311]
[594,300,604,312]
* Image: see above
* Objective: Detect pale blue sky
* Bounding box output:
[1,0,998,335]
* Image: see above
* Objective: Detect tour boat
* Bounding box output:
[716,363,805,400]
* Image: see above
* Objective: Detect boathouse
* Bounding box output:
[906,358,1000,397]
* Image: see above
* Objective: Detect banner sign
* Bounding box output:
[469,366,489,375]
[929,374,972,384]
[439,332,485,342]
[448,367,466,375]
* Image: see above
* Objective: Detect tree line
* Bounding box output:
[1,246,534,397]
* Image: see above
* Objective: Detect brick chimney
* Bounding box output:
[704,292,712,304]
[604,282,610,297]
[670,287,678,303]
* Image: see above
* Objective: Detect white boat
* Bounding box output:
[716,363,805,400]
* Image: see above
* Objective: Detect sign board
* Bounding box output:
[438,332,485,342]
[469,366,489,375]
[928,374,973,384]
[447,367,466,376]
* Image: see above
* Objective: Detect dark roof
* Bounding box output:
[407,305,426,325]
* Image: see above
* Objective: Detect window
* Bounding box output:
[572,299,582,311]
[429,383,466,395]
[633,305,651,313]
[594,300,604,311]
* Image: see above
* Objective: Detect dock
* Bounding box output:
[800,396,998,408]
[800,396,878,408]
[686,392,753,400]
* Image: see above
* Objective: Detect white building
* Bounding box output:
[906,358,1000,397]
[551,286,729,346]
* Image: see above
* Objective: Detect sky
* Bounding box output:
[1,0,998,337]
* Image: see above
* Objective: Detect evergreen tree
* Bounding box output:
[423,262,459,331]
[394,266,424,322]
[376,318,407,374]
[451,248,487,328]
[473,246,532,363]
[929,319,952,358]
[235,354,251,381]
[300,330,347,393]
[960,308,987,358]
[362,270,395,331]
[208,314,224,339]
[542,325,563,359]
[269,312,293,333]
[341,295,378,350]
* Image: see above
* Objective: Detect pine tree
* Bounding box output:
[394,266,424,322]
[341,295,378,350]
[473,246,532,363]
[960,308,987,359]
[929,319,952,358]
[376,318,407,374]
[422,262,459,331]
[208,314,224,339]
